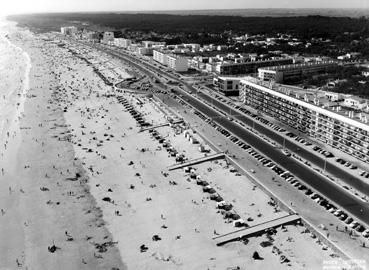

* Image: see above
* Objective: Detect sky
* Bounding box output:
[1,0,368,16]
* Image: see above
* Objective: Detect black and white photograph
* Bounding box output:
[0,0,368,269]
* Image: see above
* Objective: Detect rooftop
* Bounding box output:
[259,61,337,72]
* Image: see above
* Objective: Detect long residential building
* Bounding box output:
[60,26,77,36]
[114,38,132,48]
[153,50,188,72]
[153,50,168,65]
[239,79,369,163]
[258,61,338,83]
[166,54,188,72]
[216,58,293,75]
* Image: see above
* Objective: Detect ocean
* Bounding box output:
[0,19,31,147]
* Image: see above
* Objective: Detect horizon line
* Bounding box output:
[6,7,369,16]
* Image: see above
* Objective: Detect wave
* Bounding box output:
[0,20,32,141]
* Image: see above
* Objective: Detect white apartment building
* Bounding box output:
[344,97,367,109]
[142,41,166,48]
[153,50,188,72]
[258,61,337,83]
[60,26,77,36]
[114,38,132,48]
[153,50,168,65]
[166,55,188,72]
[240,79,369,163]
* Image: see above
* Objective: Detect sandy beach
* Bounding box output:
[0,21,339,270]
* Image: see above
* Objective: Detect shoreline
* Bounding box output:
[0,24,126,269]
[0,22,355,269]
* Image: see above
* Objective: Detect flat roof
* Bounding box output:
[258,61,337,72]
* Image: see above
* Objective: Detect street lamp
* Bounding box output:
[323,156,327,174]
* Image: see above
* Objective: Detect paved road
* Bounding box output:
[195,91,369,196]
[90,44,369,226]
[176,90,369,225]
[109,45,369,196]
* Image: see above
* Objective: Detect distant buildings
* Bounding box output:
[337,52,361,60]
[114,38,132,48]
[102,32,115,43]
[83,31,99,41]
[258,61,337,83]
[166,54,189,72]
[239,79,369,163]
[142,41,166,48]
[215,58,293,75]
[137,47,153,56]
[60,26,77,36]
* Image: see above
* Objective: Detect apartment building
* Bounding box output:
[114,38,132,48]
[153,50,168,65]
[60,26,77,36]
[239,79,369,163]
[153,50,188,72]
[213,76,242,96]
[166,55,188,72]
[216,58,293,75]
[258,61,337,83]
[142,41,166,48]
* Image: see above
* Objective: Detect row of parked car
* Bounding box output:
[217,96,369,186]
[335,158,358,170]
[244,144,369,239]
[189,96,369,240]
[204,114,369,239]
[312,145,334,158]
[359,170,369,178]
[248,151,369,239]
[192,100,369,240]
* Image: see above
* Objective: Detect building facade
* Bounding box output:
[153,50,188,72]
[216,58,293,75]
[153,50,168,65]
[166,55,188,72]
[114,38,132,48]
[142,41,166,48]
[60,26,77,36]
[258,61,337,83]
[213,76,241,96]
[240,79,369,163]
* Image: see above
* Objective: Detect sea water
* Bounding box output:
[0,18,31,160]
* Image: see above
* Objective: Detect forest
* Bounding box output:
[8,13,369,39]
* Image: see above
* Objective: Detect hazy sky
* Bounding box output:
[2,0,368,15]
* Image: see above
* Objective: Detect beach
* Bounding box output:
[0,20,338,270]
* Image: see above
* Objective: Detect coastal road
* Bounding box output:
[195,90,369,195]
[89,43,369,226]
[101,45,369,196]
[169,88,369,226]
